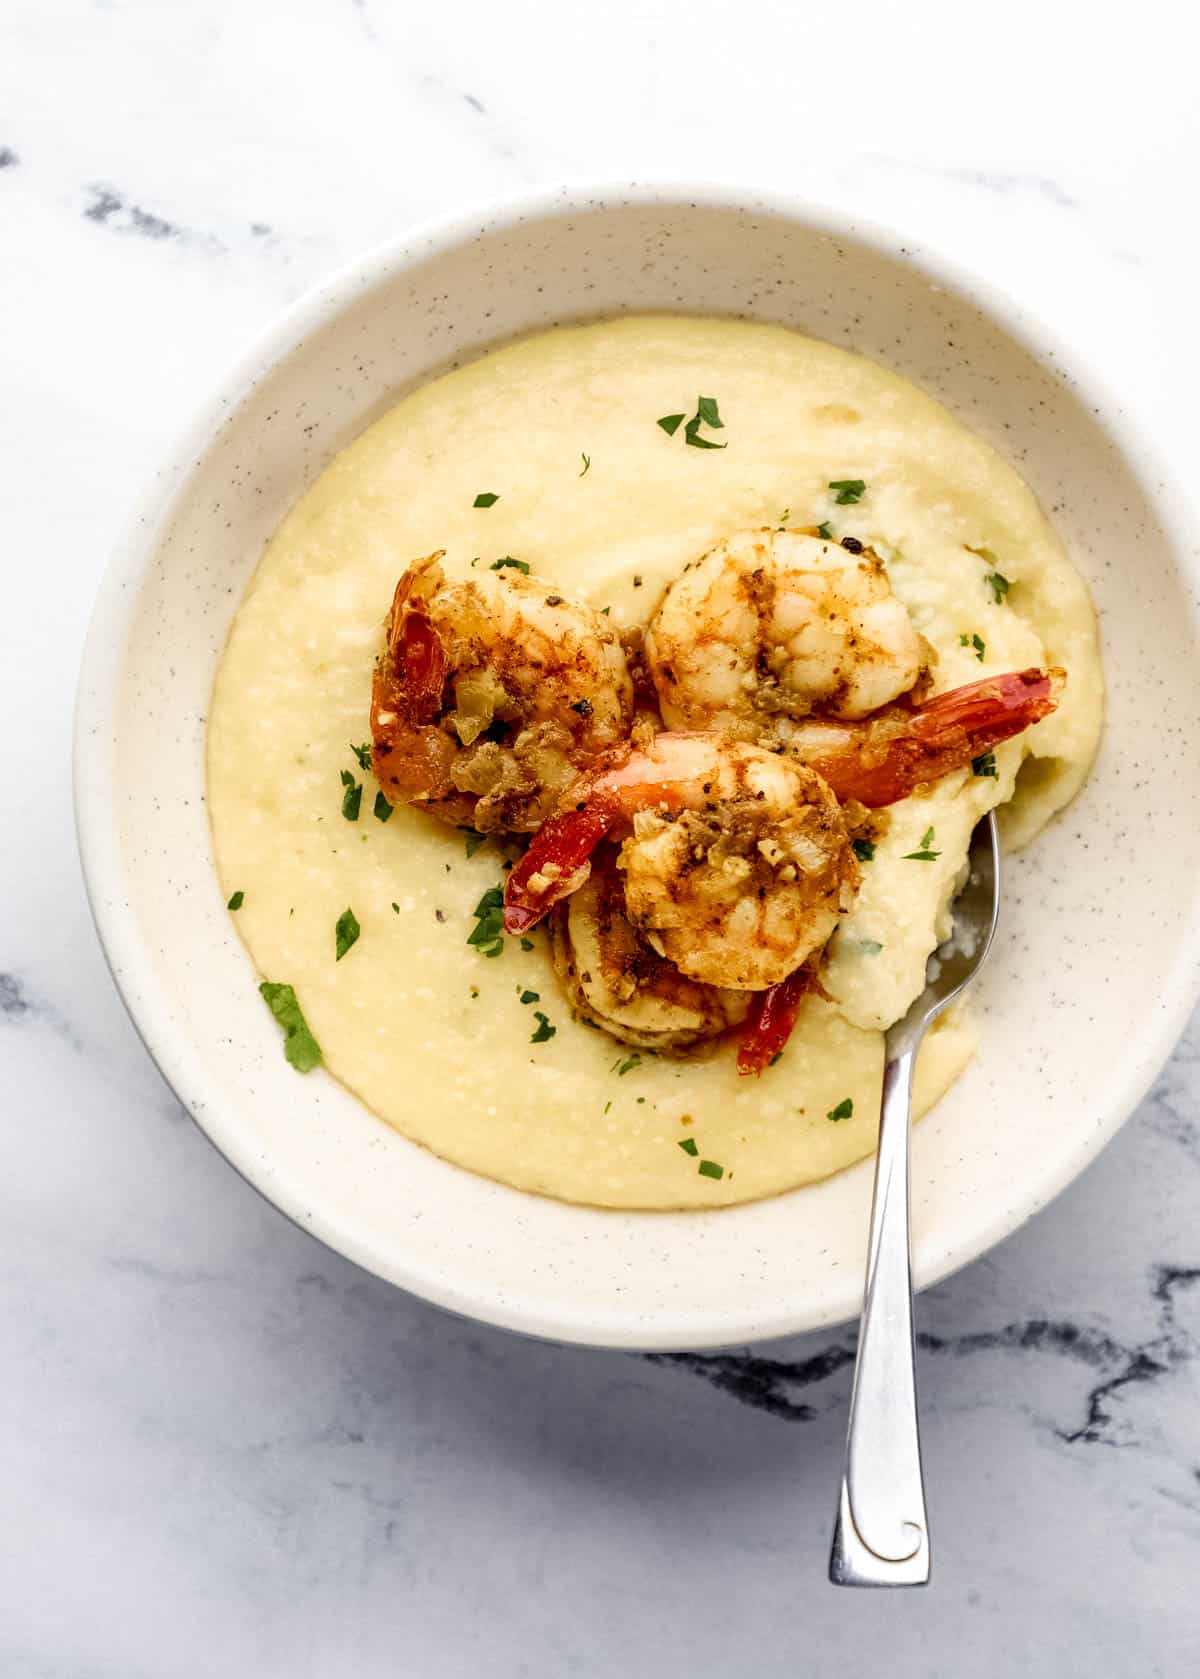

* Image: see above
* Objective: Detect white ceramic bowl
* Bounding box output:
[76,184,1200,1350]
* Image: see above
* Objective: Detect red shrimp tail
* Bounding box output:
[396,607,447,721]
[503,799,622,933]
[812,667,1062,808]
[736,967,814,1076]
[370,576,453,801]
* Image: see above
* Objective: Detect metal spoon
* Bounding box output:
[829,812,1000,1588]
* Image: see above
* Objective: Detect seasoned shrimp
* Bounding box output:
[548,847,751,1053]
[371,553,633,832]
[645,528,927,735]
[785,667,1063,806]
[505,731,860,991]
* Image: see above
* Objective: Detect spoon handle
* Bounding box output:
[829,1038,930,1587]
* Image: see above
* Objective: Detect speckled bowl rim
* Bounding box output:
[75,180,1200,1349]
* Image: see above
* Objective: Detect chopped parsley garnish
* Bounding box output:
[828,478,866,504]
[335,908,361,961]
[658,398,727,449]
[519,936,535,951]
[684,396,726,450]
[392,902,400,912]
[579,453,591,476]
[698,1159,725,1180]
[459,826,488,858]
[985,570,1010,603]
[227,890,244,911]
[614,1053,642,1076]
[778,507,790,529]
[852,838,876,863]
[817,521,834,540]
[473,492,499,508]
[678,1137,700,1156]
[468,886,505,958]
[373,790,393,822]
[260,981,323,1073]
[490,556,530,574]
[972,751,998,779]
[340,770,362,821]
[519,989,540,1005]
[960,632,986,661]
[768,1051,782,1067]
[350,741,373,771]
[530,1011,556,1043]
[827,1097,854,1122]
[903,826,941,862]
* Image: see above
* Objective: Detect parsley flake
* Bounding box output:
[817,521,834,540]
[829,478,866,504]
[827,1097,854,1122]
[519,989,540,1005]
[459,826,488,858]
[684,408,726,449]
[519,936,535,951]
[530,1011,556,1043]
[340,771,362,821]
[777,507,790,529]
[579,453,591,476]
[658,398,727,450]
[259,981,323,1073]
[852,838,876,863]
[903,825,941,862]
[335,908,360,961]
[678,1137,699,1156]
[468,885,505,958]
[698,1160,724,1180]
[350,742,373,771]
[491,556,530,574]
[972,752,998,778]
[960,632,986,661]
[473,492,499,508]
[226,890,244,912]
[985,570,1010,603]
[373,790,393,823]
[614,1053,642,1076]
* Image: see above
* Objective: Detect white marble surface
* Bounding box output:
[4,0,1200,1671]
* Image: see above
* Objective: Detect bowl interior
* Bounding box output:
[77,190,1200,1349]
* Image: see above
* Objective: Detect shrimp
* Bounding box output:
[371,553,634,832]
[645,528,927,736]
[737,966,817,1076]
[548,847,751,1052]
[505,731,860,991]
[785,667,1063,807]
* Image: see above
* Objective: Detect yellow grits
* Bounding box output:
[207,316,1102,1209]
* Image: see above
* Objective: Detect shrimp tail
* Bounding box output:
[806,666,1063,807]
[371,571,455,801]
[736,966,814,1075]
[504,798,622,933]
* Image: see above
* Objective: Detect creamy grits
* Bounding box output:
[207,315,1102,1209]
